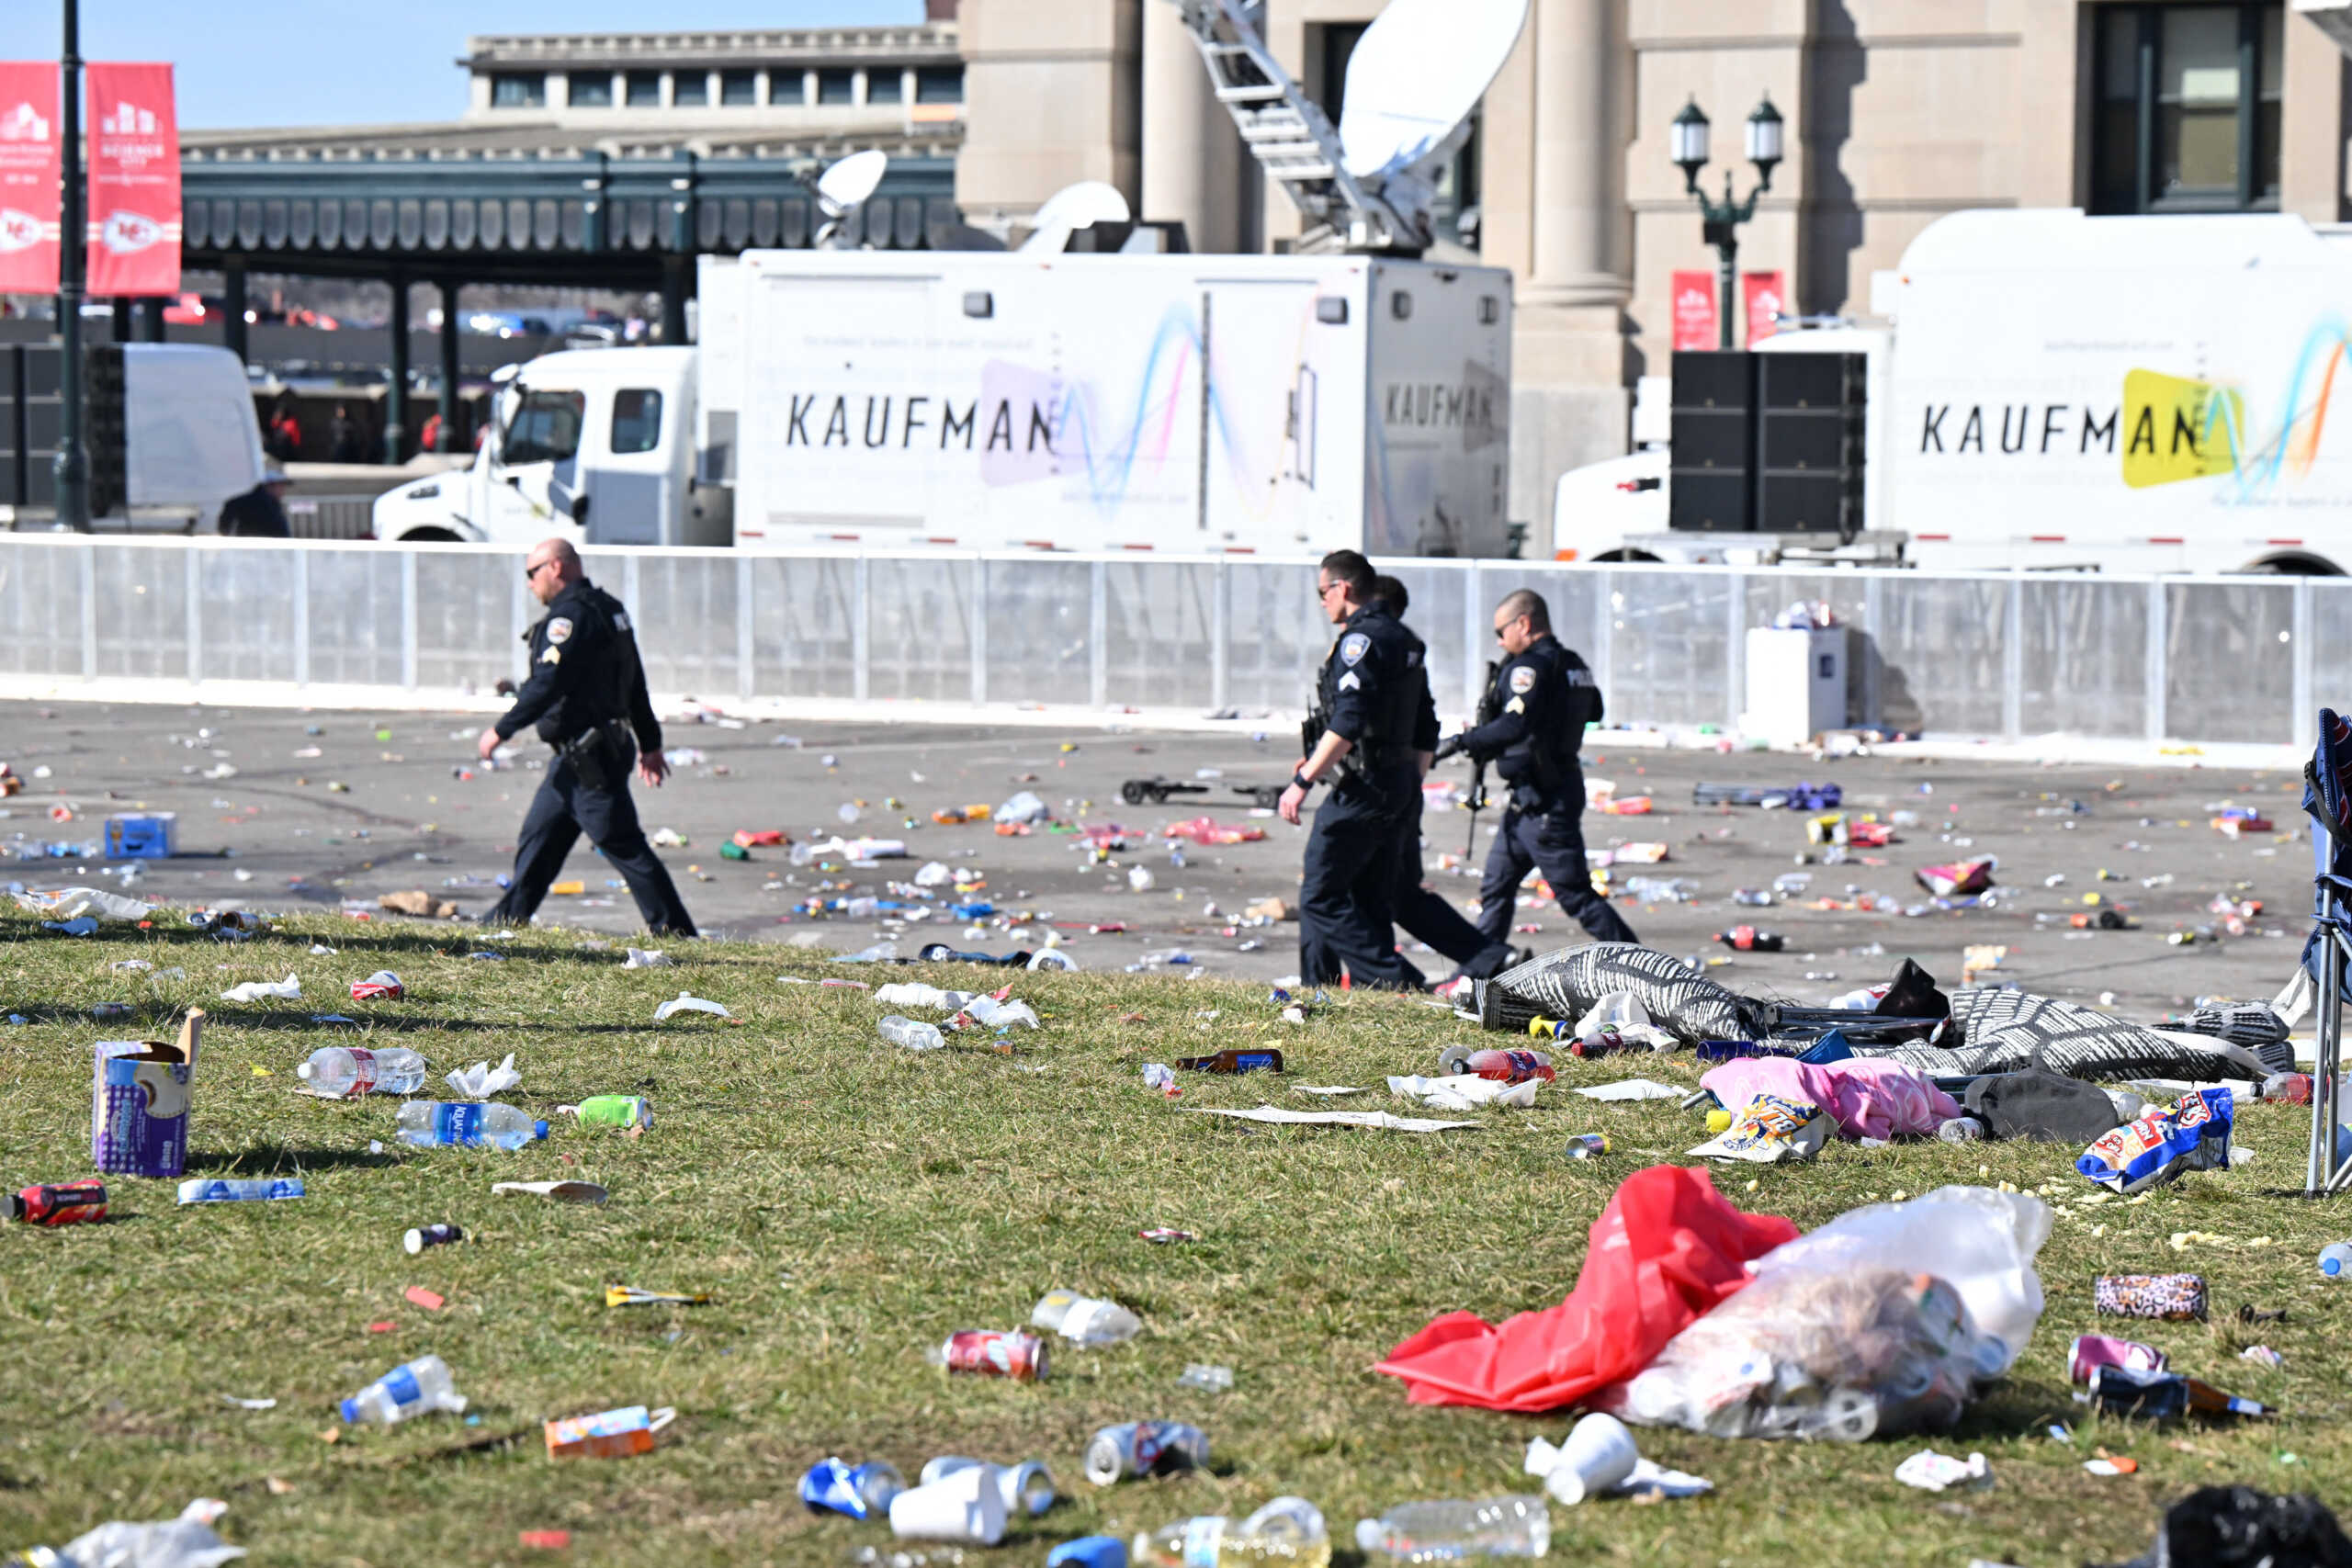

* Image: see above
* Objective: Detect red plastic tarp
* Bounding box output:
[1373,1164,1800,1412]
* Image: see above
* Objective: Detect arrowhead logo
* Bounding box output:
[100,209,163,254]
[0,208,40,254]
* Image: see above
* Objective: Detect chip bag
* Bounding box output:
[2075,1087,2233,1195]
[1688,1094,1829,1164]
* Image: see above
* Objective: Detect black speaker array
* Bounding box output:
[0,344,127,515]
[1668,349,1865,537]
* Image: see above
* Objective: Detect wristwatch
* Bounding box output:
[1292,771,1316,791]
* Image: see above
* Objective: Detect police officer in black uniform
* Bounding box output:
[1438,588,1638,950]
[1280,550,1422,989]
[474,537,697,936]
[1371,575,1519,986]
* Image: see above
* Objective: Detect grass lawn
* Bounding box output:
[0,909,2345,1567]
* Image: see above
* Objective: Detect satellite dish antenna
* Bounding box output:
[812,150,888,249]
[1338,0,1528,182]
[1019,181,1131,254]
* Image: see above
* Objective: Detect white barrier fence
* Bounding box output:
[0,534,2331,750]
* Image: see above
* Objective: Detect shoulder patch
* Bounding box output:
[538,645,561,665]
[1337,671,1362,692]
[1340,632,1370,666]
[1509,664,1537,694]
[1504,695,1526,716]
[613,612,631,632]
[546,616,574,645]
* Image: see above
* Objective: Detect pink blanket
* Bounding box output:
[1700,1056,1961,1140]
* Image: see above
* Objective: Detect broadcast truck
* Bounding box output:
[1552,208,2352,575]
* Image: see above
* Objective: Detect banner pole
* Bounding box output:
[54,0,89,533]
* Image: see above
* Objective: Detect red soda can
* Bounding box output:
[935,1329,1049,1382]
[8,1179,108,1226]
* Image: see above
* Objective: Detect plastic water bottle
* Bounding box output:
[1135,1498,1329,1568]
[297,1045,428,1098]
[1355,1496,1551,1560]
[1031,1288,1142,1345]
[341,1354,468,1424]
[2321,1242,2352,1278]
[395,1101,548,1151]
[879,1015,946,1051]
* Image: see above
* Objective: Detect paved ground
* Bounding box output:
[1,698,2314,1022]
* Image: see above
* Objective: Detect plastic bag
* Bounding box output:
[1374,1165,1800,1412]
[446,1053,520,1100]
[995,791,1050,824]
[1601,1186,2049,1442]
[1573,990,1676,1051]
[2077,1087,2234,1195]
[58,1502,246,1568]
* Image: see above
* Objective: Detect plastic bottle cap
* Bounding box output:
[295,1062,313,1078]
[1353,1520,1382,1552]
[2326,1254,2344,1276]
[339,1397,362,1423]
[534,1121,551,1140]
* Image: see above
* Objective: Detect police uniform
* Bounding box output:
[1385,615,1516,982]
[482,577,697,936]
[1458,633,1639,948]
[1297,603,1422,988]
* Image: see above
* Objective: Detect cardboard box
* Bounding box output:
[544,1404,671,1460]
[92,1010,202,1179]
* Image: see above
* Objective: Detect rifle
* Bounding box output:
[1458,659,1502,857]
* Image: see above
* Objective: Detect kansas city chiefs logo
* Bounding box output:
[100,209,163,254]
[0,209,40,254]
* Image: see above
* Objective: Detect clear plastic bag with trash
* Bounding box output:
[996,791,1051,824]
[49,1502,248,1568]
[1600,1185,2050,1442]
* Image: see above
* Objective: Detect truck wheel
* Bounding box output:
[1590,547,1662,563]
[1120,781,1151,805]
[2243,553,2342,576]
[396,527,461,544]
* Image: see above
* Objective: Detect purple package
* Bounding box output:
[90,1010,201,1179]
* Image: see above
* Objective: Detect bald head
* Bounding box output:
[525,536,582,604]
[1492,589,1551,656]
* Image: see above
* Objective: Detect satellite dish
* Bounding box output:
[1336,0,1528,181]
[1019,181,1132,254]
[815,150,888,219]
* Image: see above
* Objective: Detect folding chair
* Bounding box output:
[2296,708,2352,1193]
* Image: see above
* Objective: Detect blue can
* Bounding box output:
[798,1456,904,1519]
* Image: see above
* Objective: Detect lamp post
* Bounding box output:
[53,0,88,531]
[1670,92,1782,351]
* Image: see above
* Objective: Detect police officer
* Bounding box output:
[1279,549,1422,989]
[1371,574,1520,987]
[474,537,697,936]
[1438,589,1639,950]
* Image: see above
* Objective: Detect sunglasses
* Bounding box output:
[524,559,556,581]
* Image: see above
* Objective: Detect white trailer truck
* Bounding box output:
[1554,209,2352,575]
[371,249,1515,557]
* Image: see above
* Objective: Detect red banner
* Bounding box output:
[0,62,62,295]
[1669,269,1717,352]
[85,62,179,297]
[1743,270,1787,345]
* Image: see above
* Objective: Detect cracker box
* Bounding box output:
[91,1010,202,1179]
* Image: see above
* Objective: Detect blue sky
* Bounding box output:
[58,1,923,129]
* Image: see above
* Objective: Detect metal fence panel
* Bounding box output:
[2019,577,2148,739]
[1104,559,1216,710]
[1603,569,1734,730]
[866,555,973,704]
[197,547,299,683]
[93,547,189,681]
[1873,575,2007,737]
[2313,581,2352,713]
[749,555,855,698]
[1380,560,1472,721]
[985,559,1092,706]
[1226,561,1321,714]
[0,541,85,677]
[414,551,516,692]
[304,549,404,687]
[632,553,743,699]
[2167,580,2294,743]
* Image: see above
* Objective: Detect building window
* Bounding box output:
[770,73,808,106]
[611,389,663,455]
[915,65,963,104]
[2093,3,2282,213]
[626,71,662,107]
[567,73,613,108]
[490,73,546,109]
[673,72,709,107]
[817,69,855,105]
[867,69,903,105]
[720,69,758,106]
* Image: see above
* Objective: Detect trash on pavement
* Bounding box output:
[8,1179,107,1225]
[1894,1450,1991,1492]
[93,1010,201,1179]
[492,1180,609,1204]
[995,790,1051,824]
[544,1404,674,1460]
[2077,1088,2234,1194]
[342,1354,468,1424]
[1686,1094,1829,1163]
[800,1457,906,1520]
[445,1054,521,1100]
[219,974,300,1003]
[1376,1166,1798,1412]
[1032,1289,1142,1346]
[652,992,730,1022]
[2095,1273,2209,1322]
[1185,1106,1477,1133]
[1916,858,1996,897]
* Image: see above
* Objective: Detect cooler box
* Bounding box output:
[105,813,175,860]
[1742,626,1847,747]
